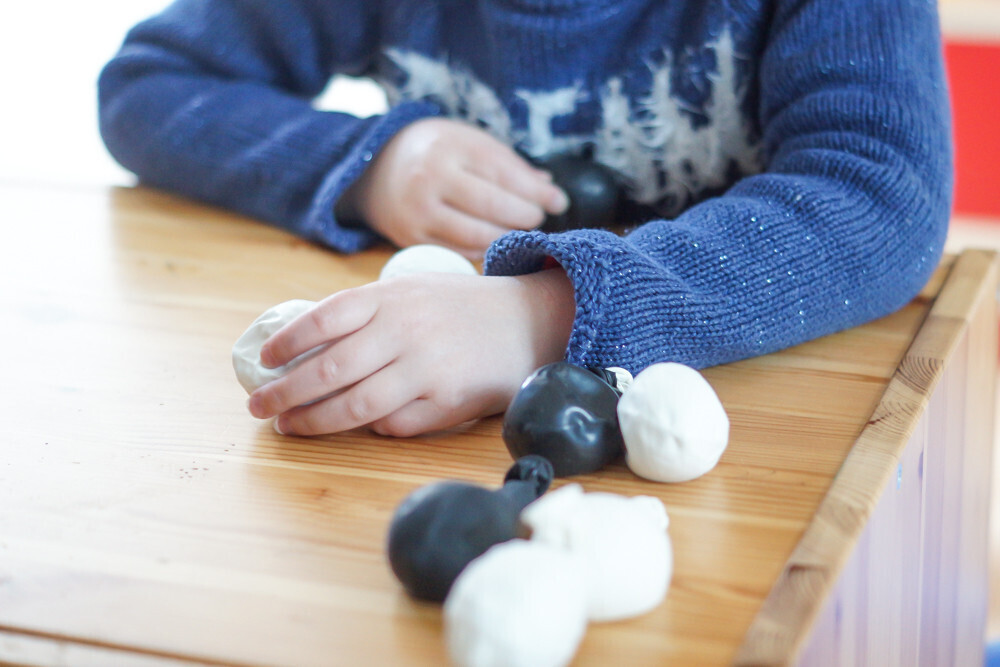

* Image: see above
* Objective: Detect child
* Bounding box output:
[99,0,952,437]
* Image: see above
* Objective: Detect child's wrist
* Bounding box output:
[334,166,375,228]
[514,268,575,365]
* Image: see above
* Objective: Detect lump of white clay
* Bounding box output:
[617,362,729,483]
[379,244,478,280]
[520,484,672,623]
[444,539,587,667]
[231,299,321,393]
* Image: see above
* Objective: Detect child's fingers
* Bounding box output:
[369,393,502,438]
[445,171,547,230]
[248,331,396,419]
[464,149,568,216]
[369,399,457,438]
[426,239,491,262]
[274,364,417,436]
[425,203,511,253]
[260,287,379,368]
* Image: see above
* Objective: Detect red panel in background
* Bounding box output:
[945,40,1000,217]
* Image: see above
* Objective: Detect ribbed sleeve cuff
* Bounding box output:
[485,228,624,370]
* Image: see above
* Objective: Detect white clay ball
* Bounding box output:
[520,484,672,622]
[231,299,321,393]
[379,244,478,280]
[444,539,587,667]
[617,362,729,483]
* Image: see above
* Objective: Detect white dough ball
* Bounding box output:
[445,540,587,667]
[617,362,729,483]
[231,299,321,394]
[379,244,478,280]
[520,484,672,622]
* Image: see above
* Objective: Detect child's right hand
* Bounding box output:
[245,269,576,437]
[342,118,569,259]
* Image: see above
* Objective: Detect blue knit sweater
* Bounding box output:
[98,0,952,375]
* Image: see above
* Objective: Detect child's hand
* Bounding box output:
[343,118,569,259]
[246,270,575,437]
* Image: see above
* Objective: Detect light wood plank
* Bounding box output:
[736,249,999,665]
[0,185,992,665]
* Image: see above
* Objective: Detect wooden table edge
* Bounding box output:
[734,248,1000,665]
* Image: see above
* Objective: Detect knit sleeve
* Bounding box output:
[98,0,440,252]
[484,0,952,373]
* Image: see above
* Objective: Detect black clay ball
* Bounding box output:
[386,455,554,602]
[539,155,622,232]
[502,362,625,477]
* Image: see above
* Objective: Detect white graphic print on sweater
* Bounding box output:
[380,29,762,216]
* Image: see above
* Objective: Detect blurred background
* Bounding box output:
[0,0,389,189]
[1,0,998,657]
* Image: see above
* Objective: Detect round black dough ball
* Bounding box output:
[387,483,518,602]
[538,155,623,232]
[502,362,625,477]
[386,456,553,602]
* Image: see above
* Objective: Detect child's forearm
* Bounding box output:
[98,1,441,253]
[484,2,951,375]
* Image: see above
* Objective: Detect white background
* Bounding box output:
[0,1,387,189]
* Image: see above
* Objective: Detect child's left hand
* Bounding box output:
[246,270,575,437]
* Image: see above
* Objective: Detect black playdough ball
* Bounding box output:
[538,155,622,232]
[386,455,554,602]
[502,362,625,477]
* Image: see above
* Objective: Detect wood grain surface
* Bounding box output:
[0,185,993,666]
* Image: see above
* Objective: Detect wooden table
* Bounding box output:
[0,185,995,666]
